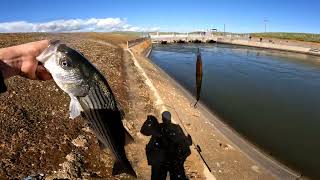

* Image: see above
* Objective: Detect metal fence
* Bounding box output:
[127,37,150,48]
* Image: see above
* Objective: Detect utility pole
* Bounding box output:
[264,17,268,33]
[224,24,226,36]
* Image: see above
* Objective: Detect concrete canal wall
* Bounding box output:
[217,37,320,56]
[150,34,320,56]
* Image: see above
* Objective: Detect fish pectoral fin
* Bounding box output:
[69,95,83,119]
[124,128,134,145]
[112,159,137,177]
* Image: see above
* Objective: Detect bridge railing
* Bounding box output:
[127,37,150,48]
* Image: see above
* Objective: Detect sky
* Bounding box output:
[0,0,319,33]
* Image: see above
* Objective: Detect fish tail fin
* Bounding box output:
[112,159,137,178]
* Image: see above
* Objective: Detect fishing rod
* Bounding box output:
[137,45,210,171]
[188,48,211,170]
[164,103,212,172]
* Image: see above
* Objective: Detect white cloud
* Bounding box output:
[0,18,159,32]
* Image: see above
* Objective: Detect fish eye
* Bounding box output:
[62,60,69,66]
[60,57,72,69]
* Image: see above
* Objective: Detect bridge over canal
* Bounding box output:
[149,33,220,43]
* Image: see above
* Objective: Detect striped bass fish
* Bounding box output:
[36,40,137,177]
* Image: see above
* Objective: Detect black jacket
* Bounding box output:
[0,71,7,93]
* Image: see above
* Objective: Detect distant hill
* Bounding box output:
[251,32,320,43]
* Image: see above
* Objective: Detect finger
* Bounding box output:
[36,65,52,81]
[33,40,50,56]
[17,40,50,57]
[19,57,38,80]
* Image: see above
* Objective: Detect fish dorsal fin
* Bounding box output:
[69,95,83,119]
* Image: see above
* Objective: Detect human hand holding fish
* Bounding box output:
[0,40,52,80]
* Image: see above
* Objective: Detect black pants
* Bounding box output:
[151,162,187,180]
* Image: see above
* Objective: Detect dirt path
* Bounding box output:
[120,48,155,179]
[124,47,209,180]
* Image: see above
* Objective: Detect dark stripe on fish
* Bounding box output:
[83,93,109,143]
[82,97,105,141]
[93,85,105,107]
[79,85,124,162]
[88,86,118,151]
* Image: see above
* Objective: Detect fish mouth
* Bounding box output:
[36,39,62,64]
[48,39,62,48]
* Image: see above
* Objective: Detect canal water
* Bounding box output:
[149,43,320,178]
